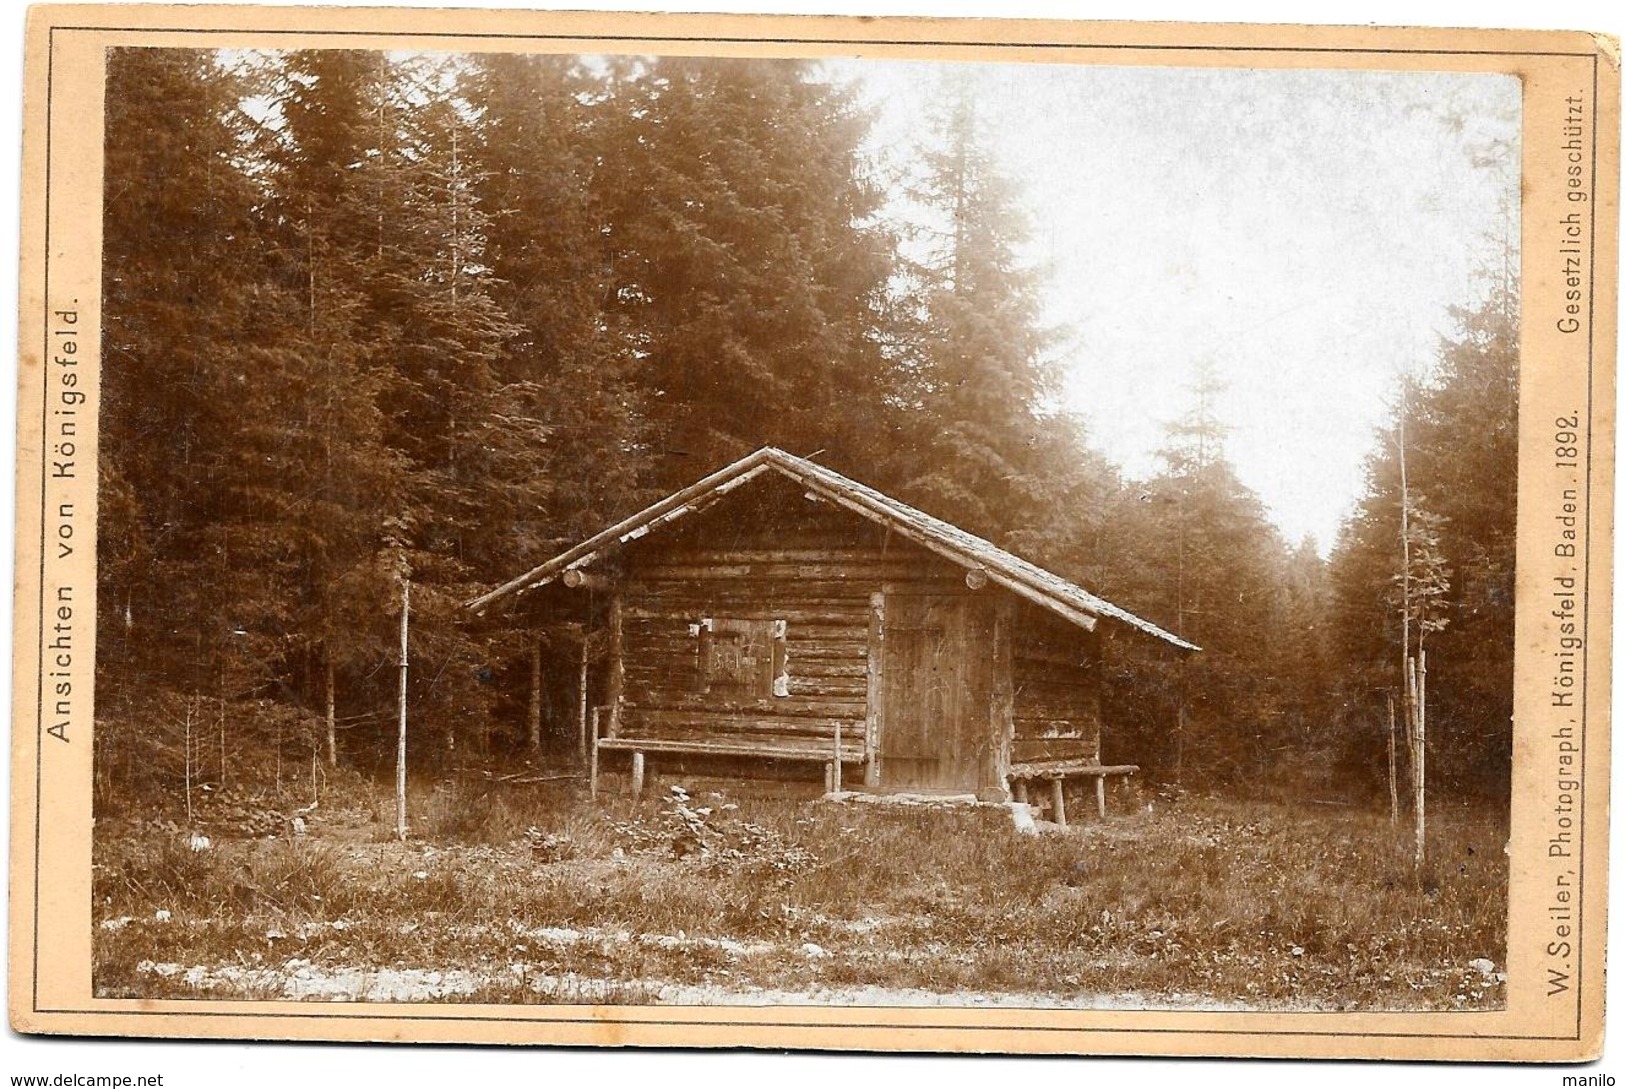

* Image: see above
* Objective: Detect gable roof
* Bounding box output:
[468,447,1198,651]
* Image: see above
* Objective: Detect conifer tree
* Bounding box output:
[895,71,1056,542]
[596,57,903,490]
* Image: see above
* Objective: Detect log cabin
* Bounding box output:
[468,448,1197,823]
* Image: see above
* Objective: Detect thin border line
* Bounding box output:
[31,21,1600,1046]
[16,1006,1571,1040]
[32,24,55,1017]
[1575,48,1600,1043]
[37,25,1603,57]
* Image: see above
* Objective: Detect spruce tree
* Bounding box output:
[895,70,1056,542]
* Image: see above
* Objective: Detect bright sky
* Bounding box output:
[835,59,1521,550]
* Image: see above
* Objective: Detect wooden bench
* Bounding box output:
[1007,760,1138,826]
[590,708,866,800]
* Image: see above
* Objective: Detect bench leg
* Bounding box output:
[631,751,645,803]
[1013,779,1028,804]
[589,709,600,800]
[833,722,842,794]
[1051,778,1066,828]
[1096,776,1106,819]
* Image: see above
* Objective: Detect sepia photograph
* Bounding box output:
[8,4,1616,1063]
[89,42,1519,1011]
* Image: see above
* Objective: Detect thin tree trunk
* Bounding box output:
[578,635,591,765]
[1398,395,1412,740]
[1397,390,1419,860]
[1415,650,1427,868]
[396,577,410,842]
[1174,487,1187,788]
[325,655,337,768]
[449,118,459,306]
[1387,694,1399,828]
[183,699,194,828]
[218,691,227,790]
[1407,654,1424,870]
[527,635,543,753]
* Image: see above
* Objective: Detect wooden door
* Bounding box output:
[879,594,983,792]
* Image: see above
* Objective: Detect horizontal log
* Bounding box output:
[623,604,869,624]
[623,675,866,699]
[633,563,934,582]
[625,695,865,718]
[1007,761,1138,781]
[787,678,868,698]
[622,728,854,751]
[649,548,899,565]
[620,633,868,659]
[1013,717,1101,736]
[623,617,868,638]
[1014,686,1096,708]
[1014,696,1096,718]
[1013,682,1100,703]
[626,708,863,732]
[626,600,876,619]
[625,679,868,699]
[630,576,955,592]
[1011,737,1099,762]
[785,659,868,679]
[1012,704,1099,724]
[628,717,849,735]
[784,643,869,660]
[621,654,867,674]
[597,738,868,763]
[1012,717,1099,737]
[629,581,879,601]
[623,654,869,681]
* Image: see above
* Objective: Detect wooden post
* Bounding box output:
[1387,694,1399,828]
[864,592,884,787]
[1095,775,1107,819]
[1013,779,1028,804]
[183,699,194,827]
[1414,651,1427,868]
[527,635,543,754]
[989,597,1015,802]
[607,595,625,737]
[1050,777,1066,828]
[832,720,843,793]
[589,707,601,800]
[396,577,410,843]
[631,750,645,803]
[324,656,337,768]
[577,633,590,761]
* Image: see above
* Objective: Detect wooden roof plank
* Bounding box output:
[467,447,1199,653]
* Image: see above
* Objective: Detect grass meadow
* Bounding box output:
[93,771,1507,1009]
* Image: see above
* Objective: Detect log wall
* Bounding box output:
[584,475,1108,793]
[610,478,966,760]
[1010,604,1103,765]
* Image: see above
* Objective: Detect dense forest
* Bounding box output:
[95,48,1518,813]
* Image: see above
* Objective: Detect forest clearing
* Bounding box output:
[93,770,1507,1010]
[93,48,1519,1014]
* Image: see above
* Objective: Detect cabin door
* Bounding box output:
[879,593,983,793]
